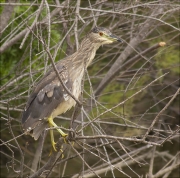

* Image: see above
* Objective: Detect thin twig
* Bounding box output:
[76,135,160,146]
[143,88,180,140]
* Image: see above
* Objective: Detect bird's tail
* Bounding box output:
[32,122,48,140]
[22,114,48,140]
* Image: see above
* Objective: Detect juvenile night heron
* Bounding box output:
[22,27,122,151]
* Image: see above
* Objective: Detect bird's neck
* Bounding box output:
[73,38,101,68]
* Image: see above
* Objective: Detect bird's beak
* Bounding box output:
[109,34,122,42]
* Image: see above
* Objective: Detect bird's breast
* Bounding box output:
[72,73,83,98]
[51,69,84,118]
[51,97,76,118]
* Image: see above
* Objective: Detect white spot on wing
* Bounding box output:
[63,93,69,101]
[47,90,53,97]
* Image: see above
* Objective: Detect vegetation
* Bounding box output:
[0,0,179,177]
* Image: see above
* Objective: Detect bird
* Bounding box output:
[21,26,122,151]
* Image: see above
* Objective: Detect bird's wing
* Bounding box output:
[21,62,72,137]
[25,62,67,109]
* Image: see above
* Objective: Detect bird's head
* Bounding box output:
[88,26,122,45]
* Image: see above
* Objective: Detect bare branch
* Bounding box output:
[0,0,16,37]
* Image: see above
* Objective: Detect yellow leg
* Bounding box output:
[49,125,57,151]
[48,117,67,137]
[48,116,67,136]
[48,116,67,151]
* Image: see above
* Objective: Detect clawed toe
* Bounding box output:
[52,141,57,151]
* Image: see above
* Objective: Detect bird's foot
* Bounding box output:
[49,145,64,158]
[61,134,68,143]
[52,141,57,151]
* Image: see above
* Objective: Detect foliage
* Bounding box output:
[0,1,179,178]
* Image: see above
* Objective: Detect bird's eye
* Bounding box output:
[99,32,103,36]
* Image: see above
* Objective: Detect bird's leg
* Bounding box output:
[49,123,57,151]
[48,116,68,144]
[49,121,64,157]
